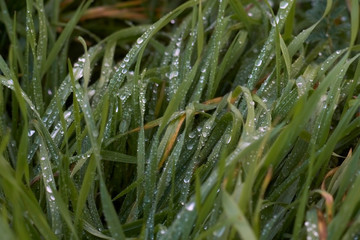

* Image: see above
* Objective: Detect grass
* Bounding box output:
[0,0,359,239]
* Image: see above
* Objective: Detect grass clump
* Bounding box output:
[0,0,360,239]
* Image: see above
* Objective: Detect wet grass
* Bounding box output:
[0,0,360,239]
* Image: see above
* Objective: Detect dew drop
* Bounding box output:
[169,71,179,79]
[188,131,196,139]
[137,38,144,44]
[213,226,226,237]
[46,186,53,193]
[120,94,126,101]
[255,59,262,67]
[88,89,96,97]
[173,48,180,57]
[279,1,289,9]
[275,16,280,24]
[7,79,13,85]
[28,130,35,137]
[186,143,194,150]
[225,134,231,144]
[185,202,195,211]
[64,111,71,120]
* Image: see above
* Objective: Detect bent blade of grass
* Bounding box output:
[78,37,91,90]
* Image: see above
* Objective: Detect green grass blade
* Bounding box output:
[42,0,92,77]
[350,0,359,48]
[100,179,126,239]
[222,191,257,240]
